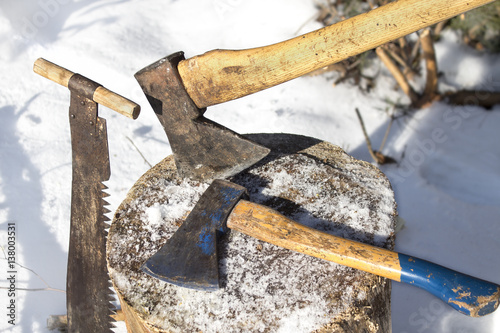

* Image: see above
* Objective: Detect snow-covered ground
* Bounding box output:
[1,0,499,332]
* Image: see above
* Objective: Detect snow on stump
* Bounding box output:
[107,134,397,332]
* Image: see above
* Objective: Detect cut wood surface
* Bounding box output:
[107,134,397,332]
[178,0,494,108]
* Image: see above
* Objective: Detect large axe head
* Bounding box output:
[135,52,270,181]
[141,180,247,291]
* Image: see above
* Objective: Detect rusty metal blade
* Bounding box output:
[67,91,115,332]
[135,52,270,181]
[142,180,248,291]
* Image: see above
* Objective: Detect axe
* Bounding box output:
[143,180,500,318]
[135,0,495,181]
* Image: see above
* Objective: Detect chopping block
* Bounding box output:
[106,134,397,333]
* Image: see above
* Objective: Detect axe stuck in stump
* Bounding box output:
[127,0,500,326]
[109,0,500,331]
[135,0,495,183]
[107,136,399,332]
[143,180,500,318]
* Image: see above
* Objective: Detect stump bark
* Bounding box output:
[107,134,397,332]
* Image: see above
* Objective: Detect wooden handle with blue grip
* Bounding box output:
[398,254,499,317]
[228,200,500,317]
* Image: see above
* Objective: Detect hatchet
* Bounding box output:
[135,0,494,181]
[143,179,500,318]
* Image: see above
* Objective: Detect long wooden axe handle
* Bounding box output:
[228,200,500,317]
[179,0,494,108]
[34,58,140,119]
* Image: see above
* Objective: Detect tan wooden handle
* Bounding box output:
[227,200,402,281]
[34,58,140,119]
[227,200,500,317]
[179,0,494,108]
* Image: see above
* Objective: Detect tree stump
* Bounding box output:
[107,134,397,332]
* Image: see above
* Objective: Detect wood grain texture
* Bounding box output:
[227,199,402,282]
[34,58,74,87]
[178,0,494,108]
[420,29,439,104]
[116,293,153,333]
[375,46,419,104]
[34,58,140,119]
[93,86,141,119]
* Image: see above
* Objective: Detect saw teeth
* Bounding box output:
[68,97,116,331]
[102,191,117,331]
[101,194,112,229]
[106,293,116,303]
[103,221,111,232]
[107,283,119,328]
[101,183,110,199]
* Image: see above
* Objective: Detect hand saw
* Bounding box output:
[34,58,139,332]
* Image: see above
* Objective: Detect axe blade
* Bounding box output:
[141,180,248,291]
[135,52,270,181]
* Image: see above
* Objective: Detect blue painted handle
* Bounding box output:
[398,254,500,317]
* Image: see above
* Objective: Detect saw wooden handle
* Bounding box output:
[179,0,494,108]
[227,200,500,317]
[34,58,140,119]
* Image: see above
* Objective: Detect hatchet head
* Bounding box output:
[135,52,270,181]
[141,180,247,291]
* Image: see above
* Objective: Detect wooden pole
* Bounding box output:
[34,58,140,119]
[178,0,494,108]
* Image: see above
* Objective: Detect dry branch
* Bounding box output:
[354,108,396,164]
[376,46,420,105]
[355,108,379,163]
[445,90,500,109]
[419,29,439,107]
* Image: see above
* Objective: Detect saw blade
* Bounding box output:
[67,92,115,332]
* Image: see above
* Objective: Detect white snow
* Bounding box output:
[107,147,394,332]
[0,0,499,332]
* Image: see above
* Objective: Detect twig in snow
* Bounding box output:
[378,113,394,153]
[0,256,65,293]
[126,136,153,168]
[376,46,419,105]
[355,108,380,163]
[355,108,396,165]
[445,90,500,109]
[433,20,448,37]
[385,43,417,79]
[419,28,440,107]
